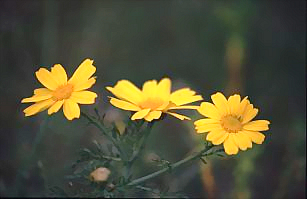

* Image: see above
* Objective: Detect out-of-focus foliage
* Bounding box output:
[0,0,305,198]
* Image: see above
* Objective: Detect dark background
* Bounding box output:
[0,0,305,198]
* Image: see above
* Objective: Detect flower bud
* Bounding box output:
[90,167,111,182]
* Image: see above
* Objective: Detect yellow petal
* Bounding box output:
[194,118,219,126]
[51,64,67,85]
[237,96,249,116]
[211,132,229,145]
[48,100,64,115]
[170,88,203,106]
[243,120,270,131]
[242,130,265,144]
[171,88,195,97]
[23,99,54,116]
[68,59,96,85]
[106,80,144,104]
[109,97,141,111]
[166,112,191,120]
[228,94,241,115]
[156,78,171,101]
[242,107,258,124]
[195,123,222,133]
[142,80,158,98]
[168,105,199,110]
[131,108,151,120]
[173,95,203,106]
[233,132,252,150]
[35,68,59,90]
[73,77,96,91]
[144,111,162,122]
[21,94,52,103]
[34,88,53,95]
[206,129,227,141]
[223,134,239,155]
[197,102,221,119]
[63,99,80,120]
[70,91,97,104]
[211,92,229,115]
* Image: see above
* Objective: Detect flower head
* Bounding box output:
[194,92,270,155]
[106,78,202,122]
[21,59,98,120]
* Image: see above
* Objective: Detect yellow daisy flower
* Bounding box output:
[194,92,270,155]
[106,78,203,122]
[21,59,98,120]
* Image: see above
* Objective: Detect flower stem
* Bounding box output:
[129,122,154,163]
[90,153,122,162]
[126,144,215,186]
[81,112,127,160]
[124,122,155,179]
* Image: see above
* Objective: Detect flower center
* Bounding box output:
[139,98,165,110]
[221,115,242,133]
[52,84,73,101]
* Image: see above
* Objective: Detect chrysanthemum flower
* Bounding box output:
[194,92,270,155]
[106,78,202,122]
[21,59,98,120]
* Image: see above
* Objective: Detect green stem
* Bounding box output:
[90,153,122,162]
[126,144,215,186]
[124,122,154,179]
[135,185,160,194]
[129,122,154,163]
[81,112,127,160]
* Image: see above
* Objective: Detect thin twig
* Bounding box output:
[129,122,154,163]
[89,153,122,162]
[81,112,127,160]
[125,144,216,187]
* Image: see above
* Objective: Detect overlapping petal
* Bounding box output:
[23,99,54,116]
[211,92,229,115]
[48,100,64,115]
[223,134,238,155]
[170,88,203,106]
[73,77,96,91]
[109,97,141,111]
[144,111,162,122]
[51,64,67,85]
[35,68,59,90]
[156,78,171,101]
[197,102,220,119]
[106,80,144,105]
[131,109,151,120]
[21,93,52,103]
[70,91,97,104]
[63,99,80,120]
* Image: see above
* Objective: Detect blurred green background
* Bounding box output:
[0,0,305,198]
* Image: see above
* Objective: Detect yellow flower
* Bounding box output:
[21,59,98,120]
[106,78,202,122]
[194,92,270,155]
